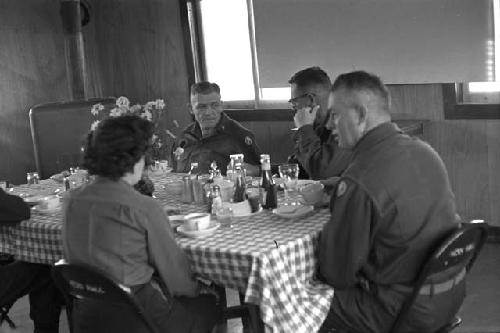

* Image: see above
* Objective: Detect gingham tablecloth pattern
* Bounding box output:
[0,174,335,332]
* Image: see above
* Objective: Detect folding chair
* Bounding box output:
[51,259,158,333]
[390,221,489,333]
[29,98,115,179]
[0,254,16,329]
[215,285,265,333]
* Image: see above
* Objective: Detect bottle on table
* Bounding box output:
[210,185,223,214]
[232,164,247,203]
[259,154,277,209]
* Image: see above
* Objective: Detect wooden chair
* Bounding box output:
[390,221,489,333]
[216,285,265,333]
[0,254,16,329]
[51,259,158,333]
[29,98,115,179]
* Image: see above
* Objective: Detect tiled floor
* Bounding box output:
[2,244,499,333]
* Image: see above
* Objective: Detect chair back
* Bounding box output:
[29,98,115,179]
[391,222,489,333]
[51,260,158,333]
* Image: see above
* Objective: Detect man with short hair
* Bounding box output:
[172,81,261,175]
[318,71,464,333]
[289,66,352,180]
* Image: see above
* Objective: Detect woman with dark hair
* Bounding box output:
[63,115,220,332]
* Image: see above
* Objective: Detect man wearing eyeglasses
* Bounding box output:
[172,81,261,175]
[289,67,352,180]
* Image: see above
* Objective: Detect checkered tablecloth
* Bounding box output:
[0,174,335,332]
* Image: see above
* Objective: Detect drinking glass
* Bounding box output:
[279,164,299,205]
[215,206,233,228]
[26,172,40,185]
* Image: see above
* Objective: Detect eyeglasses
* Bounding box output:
[288,92,316,109]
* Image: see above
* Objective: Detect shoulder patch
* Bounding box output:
[245,136,253,145]
[337,181,347,197]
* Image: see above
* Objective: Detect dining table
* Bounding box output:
[0,172,335,332]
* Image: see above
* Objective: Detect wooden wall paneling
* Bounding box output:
[240,121,295,163]
[0,0,69,184]
[428,120,491,223]
[84,0,193,151]
[388,84,443,120]
[487,121,500,226]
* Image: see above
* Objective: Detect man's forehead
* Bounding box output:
[290,83,318,98]
[191,92,221,104]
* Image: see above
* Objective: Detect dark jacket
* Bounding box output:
[0,188,30,224]
[292,124,352,180]
[172,113,261,174]
[318,122,462,333]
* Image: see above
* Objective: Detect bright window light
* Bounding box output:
[200,0,254,101]
[468,0,500,92]
[261,87,291,101]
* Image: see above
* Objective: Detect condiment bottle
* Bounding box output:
[233,165,247,203]
[260,154,277,209]
[210,185,223,214]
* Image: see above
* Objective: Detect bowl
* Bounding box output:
[183,213,211,231]
[300,182,325,205]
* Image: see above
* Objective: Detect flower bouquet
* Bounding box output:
[90,96,176,196]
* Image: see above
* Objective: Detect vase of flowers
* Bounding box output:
[90,96,176,196]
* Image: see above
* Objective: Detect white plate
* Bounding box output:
[24,194,47,206]
[177,221,220,238]
[272,205,314,219]
[32,205,61,214]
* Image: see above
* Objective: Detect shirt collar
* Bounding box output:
[353,122,402,155]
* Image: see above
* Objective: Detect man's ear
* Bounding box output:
[355,105,367,125]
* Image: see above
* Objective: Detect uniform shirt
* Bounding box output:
[293,124,352,180]
[0,188,30,224]
[172,113,261,174]
[63,177,198,297]
[319,122,459,289]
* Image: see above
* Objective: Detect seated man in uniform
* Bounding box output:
[0,188,63,333]
[318,71,464,333]
[289,66,352,180]
[172,81,261,175]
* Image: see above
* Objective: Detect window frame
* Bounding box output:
[443,83,500,120]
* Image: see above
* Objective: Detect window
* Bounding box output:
[464,0,500,104]
[186,0,290,107]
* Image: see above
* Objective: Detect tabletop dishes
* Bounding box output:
[273,204,314,219]
[177,221,220,238]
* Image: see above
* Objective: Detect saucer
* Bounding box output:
[177,222,220,238]
[32,204,61,214]
[272,205,314,219]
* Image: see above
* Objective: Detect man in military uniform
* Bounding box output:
[172,81,261,175]
[318,71,464,333]
[289,66,352,180]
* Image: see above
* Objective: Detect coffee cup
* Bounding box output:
[183,213,211,231]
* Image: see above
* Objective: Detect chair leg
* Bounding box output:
[214,285,228,325]
[0,306,16,329]
[246,303,265,333]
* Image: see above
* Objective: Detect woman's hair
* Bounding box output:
[83,115,154,180]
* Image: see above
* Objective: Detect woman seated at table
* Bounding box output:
[62,115,220,333]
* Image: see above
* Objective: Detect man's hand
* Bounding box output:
[294,105,320,128]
